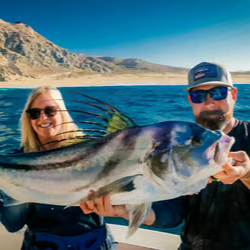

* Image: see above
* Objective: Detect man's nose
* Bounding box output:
[204,94,215,105]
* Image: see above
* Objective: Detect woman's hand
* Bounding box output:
[80,190,129,219]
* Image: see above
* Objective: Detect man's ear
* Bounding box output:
[188,95,192,104]
[232,87,237,101]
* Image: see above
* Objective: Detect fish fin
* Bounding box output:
[85,175,140,202]
[69,175,140,207]
[63,205,71,210]
[63,175,140,209]
[0,192,24,207]
[36,91,138,152]
[125,202,152,238]
[59,90,137,134]
[105,111,137,134]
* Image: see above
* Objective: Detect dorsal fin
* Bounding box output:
[59,89,137,133]
[27,90,137,152]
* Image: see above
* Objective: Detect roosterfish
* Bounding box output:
[0,91,234,237]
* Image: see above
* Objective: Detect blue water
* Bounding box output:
[0,84,250,234]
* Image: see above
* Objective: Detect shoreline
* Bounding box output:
[0,73,249,88]
[0,83,187,89]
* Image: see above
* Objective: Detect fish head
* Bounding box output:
[174,122,235,170]
[150,121,235,183]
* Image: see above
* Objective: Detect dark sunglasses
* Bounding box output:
[189,86,232,104]
[26,106,58,120]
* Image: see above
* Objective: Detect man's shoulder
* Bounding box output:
[230,119,250,154]
[232,119,250,135]
[236,119,250,126]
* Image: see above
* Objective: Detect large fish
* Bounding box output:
[0,92,234,237]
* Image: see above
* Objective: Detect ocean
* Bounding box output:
[0,84,250,234]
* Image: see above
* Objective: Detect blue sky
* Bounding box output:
[1,0,250,71]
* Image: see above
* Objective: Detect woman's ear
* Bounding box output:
[188,94,192,104]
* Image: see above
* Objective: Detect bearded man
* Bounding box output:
[81,62,250,250]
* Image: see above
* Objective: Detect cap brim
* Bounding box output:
[184,81,233,92]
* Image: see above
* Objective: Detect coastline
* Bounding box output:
[1,73,249,88]
[0,73,188,88]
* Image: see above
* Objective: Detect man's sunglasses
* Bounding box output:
[26,106,58,120]
[189,86,232,104]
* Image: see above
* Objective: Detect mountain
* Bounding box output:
[0,19,188,82]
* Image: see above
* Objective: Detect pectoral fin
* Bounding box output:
[125,202,152,238]
[84,175,141,202]
[64,174,141,208]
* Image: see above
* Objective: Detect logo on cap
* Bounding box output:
[193,65,217,81]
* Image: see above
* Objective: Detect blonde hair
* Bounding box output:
[20,86,83,152]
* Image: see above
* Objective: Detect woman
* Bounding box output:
[0,86,117,250]
[20,86,82,152]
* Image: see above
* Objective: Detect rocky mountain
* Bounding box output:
[0,19,188,82]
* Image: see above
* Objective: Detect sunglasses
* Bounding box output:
[26,106,58,120]
[189,86,232,104]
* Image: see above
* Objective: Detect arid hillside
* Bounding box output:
[0,19,188,82]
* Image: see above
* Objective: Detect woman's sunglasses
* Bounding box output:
[189,86,232,104]
[26,106,58,120]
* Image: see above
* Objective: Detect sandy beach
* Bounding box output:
[0,73,188,88]
[0,73,250,88]
[0,72,249,88]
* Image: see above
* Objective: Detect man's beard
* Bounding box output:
[195,110,230,130]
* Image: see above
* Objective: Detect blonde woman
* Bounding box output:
[20,86,82,152]
[0,86,116,250]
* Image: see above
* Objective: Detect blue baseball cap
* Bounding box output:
[184,62,234,92]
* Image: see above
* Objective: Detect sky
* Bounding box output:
[1,0,250,71]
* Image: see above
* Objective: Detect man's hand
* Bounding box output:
[213,151,250,187]
[80,190,129,219]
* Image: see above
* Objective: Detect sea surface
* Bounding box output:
[0,84,250,235]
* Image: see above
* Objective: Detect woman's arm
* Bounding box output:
[0,148,29,232]
[0,191,29,232]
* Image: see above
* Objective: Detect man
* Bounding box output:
[81,62,250,250]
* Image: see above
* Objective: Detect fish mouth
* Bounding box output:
[213,142,220,164]
[208,135,235,166]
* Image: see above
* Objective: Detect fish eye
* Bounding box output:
[192,137,202,145]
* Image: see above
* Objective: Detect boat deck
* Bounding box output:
[0,223,181,249]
